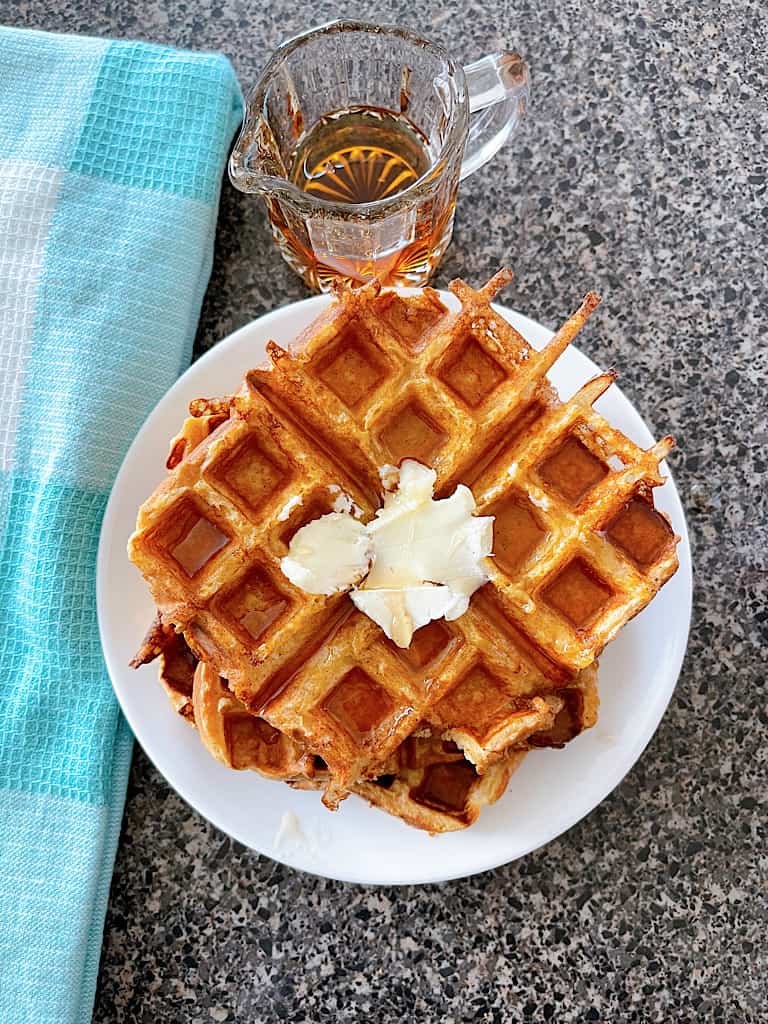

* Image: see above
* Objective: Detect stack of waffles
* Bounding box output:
[128,270,679,832]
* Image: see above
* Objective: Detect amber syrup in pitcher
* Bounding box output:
[265,106,457,289]
[289,106,431,203]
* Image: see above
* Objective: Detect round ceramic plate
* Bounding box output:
[97,292,692,886]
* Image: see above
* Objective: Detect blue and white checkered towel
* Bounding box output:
[0,27,242,1023]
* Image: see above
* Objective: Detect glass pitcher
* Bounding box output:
[229,20,530,291]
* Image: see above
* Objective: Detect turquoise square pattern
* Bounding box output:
[0,729,132,1024]
[0,473,117,804]
[0,27,243,1023]
[69,39,242,203]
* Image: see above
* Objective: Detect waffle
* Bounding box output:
[132,621,316,781]
[165,396,233,471]
[192,660,315,781]
[352,735,526,833]
[193,659,524,832]
[130,612,196,722]
[525,662,600,748]
[143,620,600,758]
[429,658,599,770]
[129,270,678,809]
[135,624,527,831]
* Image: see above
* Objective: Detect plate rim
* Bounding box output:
[97,292,693,885]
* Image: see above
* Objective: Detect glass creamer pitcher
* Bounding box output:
[229,20,530,291]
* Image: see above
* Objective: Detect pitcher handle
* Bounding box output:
[460,52,530,181]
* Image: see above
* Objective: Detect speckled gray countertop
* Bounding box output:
[5,1,765,1020]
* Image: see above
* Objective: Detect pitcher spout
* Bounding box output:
[229,109,296,198]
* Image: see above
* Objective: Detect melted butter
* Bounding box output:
[352,584,456,648]
[389,590,411,649]
[280,512,372,595]
[280,461,494,647]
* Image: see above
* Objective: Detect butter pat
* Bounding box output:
[280,461,494,647]
[364,461,492,607]
[351,585,456,648]
[280,512,372,595]
[357,461,494,645]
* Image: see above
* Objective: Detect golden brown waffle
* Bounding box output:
[525,663,600,748]
[130,613,197,723]
[355,666,599,830]
[166,397,234,470]
[192,661,315,781]
[192,659,526,833]
[132,623,316,782]
[354,735,526,833]
[429,659,599,770]
[189,661,598,832]
[141,621,600,756]
[129,270,677,809]
[133,623,523,832]
[136,625,599,832]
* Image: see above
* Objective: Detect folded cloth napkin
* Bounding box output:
[0,27,242,1023]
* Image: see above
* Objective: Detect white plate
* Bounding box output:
[97,293,692,886]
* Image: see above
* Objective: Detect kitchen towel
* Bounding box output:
[0,27,242,1023]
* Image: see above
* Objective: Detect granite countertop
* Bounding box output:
[5,1,764,1020]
